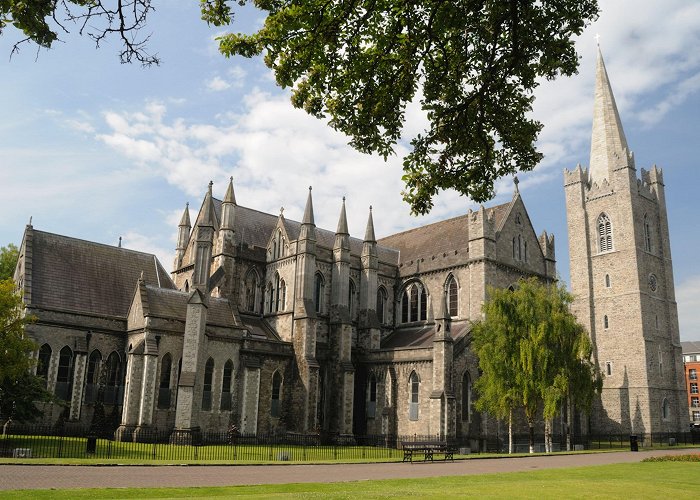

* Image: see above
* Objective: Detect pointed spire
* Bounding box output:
[437,290,450,320]
[179,202,191,227]
[223,177,236,205]
[199,181,215,227]
[336,197,349,234]
[302,186,315,225]
[589,46,630,185]
[364,206,376,242]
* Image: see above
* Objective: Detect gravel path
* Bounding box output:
[1,448,697,491]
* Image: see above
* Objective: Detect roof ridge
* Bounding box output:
[33,229,161,259]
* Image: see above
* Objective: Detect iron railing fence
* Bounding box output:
[1,424,698,461]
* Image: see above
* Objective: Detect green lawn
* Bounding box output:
[2,462,698,499]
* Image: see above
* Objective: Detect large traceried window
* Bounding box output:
[271,371,283,418]
[409,371,420,421]
[401,282,427,323]
[446,276,458,317]
[202,357,214,411]
[314,273,325,314]
[598,213,613,252]
[221,360,234,411]
[376,287,387,324]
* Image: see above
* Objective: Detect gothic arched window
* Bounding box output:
[221,359,234,411]
[401,282,427,323]
[314,273,325,314]
[158,353,172,409]
[37,343,52,384]
[105,351,124,405]
[271,371,283,418]
[349,279,356,319]
[56,346,74,401]
[644,214,652,252]
[244,269,259,312]
[446,276,458,317]
[266,282,274,313]
[367,374,377,418]
[598,213,613,253]
[85,349,102,403]
[202,357,214,411]
[376,287,387,324]
[409,371,420,421]
[662,398,670,420]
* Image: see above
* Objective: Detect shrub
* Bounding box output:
[642,454,700,462]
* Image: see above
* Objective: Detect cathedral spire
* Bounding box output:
[179,202,191,228]
[200,181,216,228]
[223,176,237,205]
[302,186,315,225]
[336,197,349,235]
[364,206,376,243]
[589,46,631,185]
[221,177,236,231]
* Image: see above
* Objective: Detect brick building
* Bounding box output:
[681,341,700,427]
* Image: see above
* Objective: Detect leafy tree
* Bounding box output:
[0,278,55,423]
[0,279,35,383]
[0,244,19,280]
[0,372,54,422]
[4,1,599,214]
[472,278,601,453]
[1,0,158,65]
[214,0,599,213]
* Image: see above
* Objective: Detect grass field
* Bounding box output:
[2,462,698,499]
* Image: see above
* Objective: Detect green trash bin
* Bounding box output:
[629,435,638,452]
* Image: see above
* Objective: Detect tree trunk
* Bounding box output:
[528,421,535,454]
[566,395,573,451]
[544,419,551,453]
[508,409,513,454]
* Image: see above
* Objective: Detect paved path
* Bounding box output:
[1,448,698,490]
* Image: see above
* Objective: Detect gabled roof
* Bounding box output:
[29,230,175,318]
[143,286,237,327]
[377,202,510,266]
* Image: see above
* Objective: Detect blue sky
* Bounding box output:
[1,1,699,339]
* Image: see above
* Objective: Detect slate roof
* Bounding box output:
[682,341,700,355]
[380,322,470,349]
[208,199,399,264]
[144,286,236,327]
[377,202,510,271]
[29,229,175,318]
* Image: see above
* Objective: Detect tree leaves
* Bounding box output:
[472,277,602,448]
[217,0,599,214]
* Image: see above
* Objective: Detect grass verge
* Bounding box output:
[2,462,699,499]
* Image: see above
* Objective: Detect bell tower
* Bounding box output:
[564,47,687,434]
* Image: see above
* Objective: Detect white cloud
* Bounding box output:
[677,275,700,341]
[206,76,231,92]
[120,231,173,272]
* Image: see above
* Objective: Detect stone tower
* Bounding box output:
[564,48,687,434]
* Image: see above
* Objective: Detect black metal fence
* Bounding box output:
[1,424,698,462]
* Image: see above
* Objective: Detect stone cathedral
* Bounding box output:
[13,49,687,441]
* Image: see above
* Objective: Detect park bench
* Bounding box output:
[401,441,456,462]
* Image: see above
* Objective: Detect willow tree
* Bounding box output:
[472,278,600,454]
